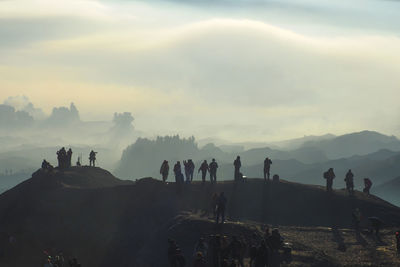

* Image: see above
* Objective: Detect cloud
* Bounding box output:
[3,95,46,120]
[0,0,400,141]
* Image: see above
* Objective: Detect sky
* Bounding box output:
[1,0,400,142]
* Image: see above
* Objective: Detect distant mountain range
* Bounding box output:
[115,131,400,185]
[373,176,400,207]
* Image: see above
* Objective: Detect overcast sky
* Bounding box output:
[1,0,399,142]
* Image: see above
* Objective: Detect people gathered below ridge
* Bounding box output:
[169,226,291,267]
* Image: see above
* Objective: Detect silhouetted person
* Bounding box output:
[89,150,97,167]
[174,161,184,184]
[168,239,178,267]
[160,160,170,182]
[188,159,195,182]
[396,231,400,254]
[69,258,81,267]
[174,248,186,267]
[254,240,269,267]
[263,157,272,181]
[183,160,190,183]
[344,169,354,194]
[44,257,53,267]
[57,147,67,169]
[198,160,209,184]
[368,217,383,237]
[323,168,335,192]
[363,178,372,194]
[67,148,73,168]
[76,157,81,167]
[194,238,208,261]
[41,160,53,170]
[209,158,219,183]
[268,229,283,252]
[209,235,222,267]
[352,208,362,235]
[234,156,241,181]
[216,192,227,224]
[193,252,206,267]
[228,236,244,267]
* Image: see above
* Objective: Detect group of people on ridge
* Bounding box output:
[323,168,373,194]
[160,156,274,184]
[56,147,73,169]
[168,226,288,267]
[41,148,98,171]
[160,159,220,184]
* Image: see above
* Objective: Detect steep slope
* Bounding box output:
[0,168,399,266]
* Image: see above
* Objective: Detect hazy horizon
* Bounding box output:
[1,0,400,142]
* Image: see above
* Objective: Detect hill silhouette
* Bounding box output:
[0,167,399,266]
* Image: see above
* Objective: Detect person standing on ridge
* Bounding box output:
[183,160,191,183]
[67,148,73,168]
[174,161,184,184]
[263,157,272,181]
[344,169,354,195]
[234,156,241,181]
[188,159,195,182]
[209,158,219,183]
[89,150,97,167]
[323,168,335,192]
[160,160,170,182]
[363,178,372,194]
[198,160,209,184]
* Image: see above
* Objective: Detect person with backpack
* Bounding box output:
[363,178,372,194]
[323,168,335,192]
[344,169,354,195]
[160,160,170,182]
[209,159,219,183]
[198,160,209,184]
[263,157,272,182]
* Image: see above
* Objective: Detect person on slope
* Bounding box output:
[344,169,355,195]
[160,160,169,182]
[323,168,335,192]
[363,178,372,194]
